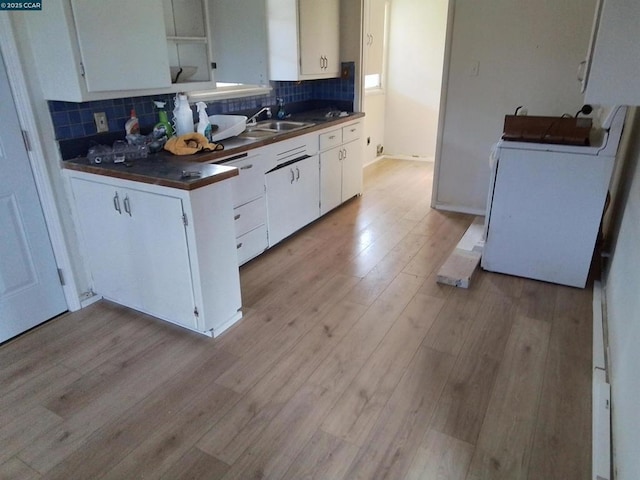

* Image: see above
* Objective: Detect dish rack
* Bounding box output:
[209,115,247,141]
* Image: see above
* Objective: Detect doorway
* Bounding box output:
[362,0,450,164]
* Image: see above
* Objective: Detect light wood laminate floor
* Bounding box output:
[0,159,592,480]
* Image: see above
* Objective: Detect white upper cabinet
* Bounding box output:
[23,0,215,101]
[364,0,387,77]
[266,0,341,80]
[584,0,640,105]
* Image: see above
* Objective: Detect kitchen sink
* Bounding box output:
[237,129,278,140]
[234,120,315,141]
[252,120,315,132]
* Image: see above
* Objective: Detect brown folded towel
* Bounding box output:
[164,133,224,155]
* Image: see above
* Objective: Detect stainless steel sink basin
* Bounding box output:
[252,120,315,132]
[234,120,314,141]
[237,129,278,140]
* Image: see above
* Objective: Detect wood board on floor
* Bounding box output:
[437,216,485,288]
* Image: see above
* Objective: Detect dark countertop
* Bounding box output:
[62,111,364,190]
[64,156,239,191]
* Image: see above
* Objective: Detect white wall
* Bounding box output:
[363,92,385,164]
[605,107,640,480]
[434,0,596,213]
[384,0,448,160]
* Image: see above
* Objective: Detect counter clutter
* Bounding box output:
[64,111,363,188]
[63,110,365,337]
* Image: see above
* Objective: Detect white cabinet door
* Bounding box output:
[320,146,343,215]
[123,187,196,328]
[210,0,269,85]
[266,155,320,246]
[71,0,172,92]
[267,0,340,80]
[342,139,363,201]
[299,0,340,76]
[70,178,138,308]
[365,0,387,77]
[70,178,196,328]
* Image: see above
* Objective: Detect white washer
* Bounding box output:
[481,106,627,288]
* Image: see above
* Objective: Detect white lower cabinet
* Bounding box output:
[320,122,363,215]
[266,155,320,246]
[69,171,242,337]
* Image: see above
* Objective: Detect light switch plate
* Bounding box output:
[94,112,108,133]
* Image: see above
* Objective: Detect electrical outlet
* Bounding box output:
[94,112,108,133]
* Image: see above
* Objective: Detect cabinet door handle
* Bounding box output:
[320,56,324,69]
[338,149,343,161]
[296,167,300,181]
[343,148,347,159]
[236,242,243,249]
[123,195,132,216]
[234,214,241,220]
[113,192,121,214]
[240,164,253,170]
[290,168,295,184]
[370,34,374,46]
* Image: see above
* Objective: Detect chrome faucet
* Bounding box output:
[246,107,272,126]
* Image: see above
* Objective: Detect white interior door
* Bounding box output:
[0,52,67,343]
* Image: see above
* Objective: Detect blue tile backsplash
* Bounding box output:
[49,65,355,141]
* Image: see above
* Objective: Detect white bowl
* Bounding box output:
[170,66,197,83]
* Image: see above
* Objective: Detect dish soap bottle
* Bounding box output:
[195,102,212,140]
[124,109,140,135]
[153,100,173,138]
[276,97,286,119]
[172,93,194,136]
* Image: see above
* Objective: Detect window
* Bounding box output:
[365,74,381,90]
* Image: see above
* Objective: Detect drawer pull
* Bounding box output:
[234,214,241,220]
[236,242,243,249]
[240,164,254,170]
[329,135,336,140]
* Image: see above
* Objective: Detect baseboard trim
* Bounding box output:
[593,280,611,480]
[363,154,435,168]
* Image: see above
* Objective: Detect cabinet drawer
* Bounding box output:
[274,133,317,163]
[227,155,264,207]
[319,129,342,151]
[236,225,268,265]
[342,122,362,143]
[234,197,266,237]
